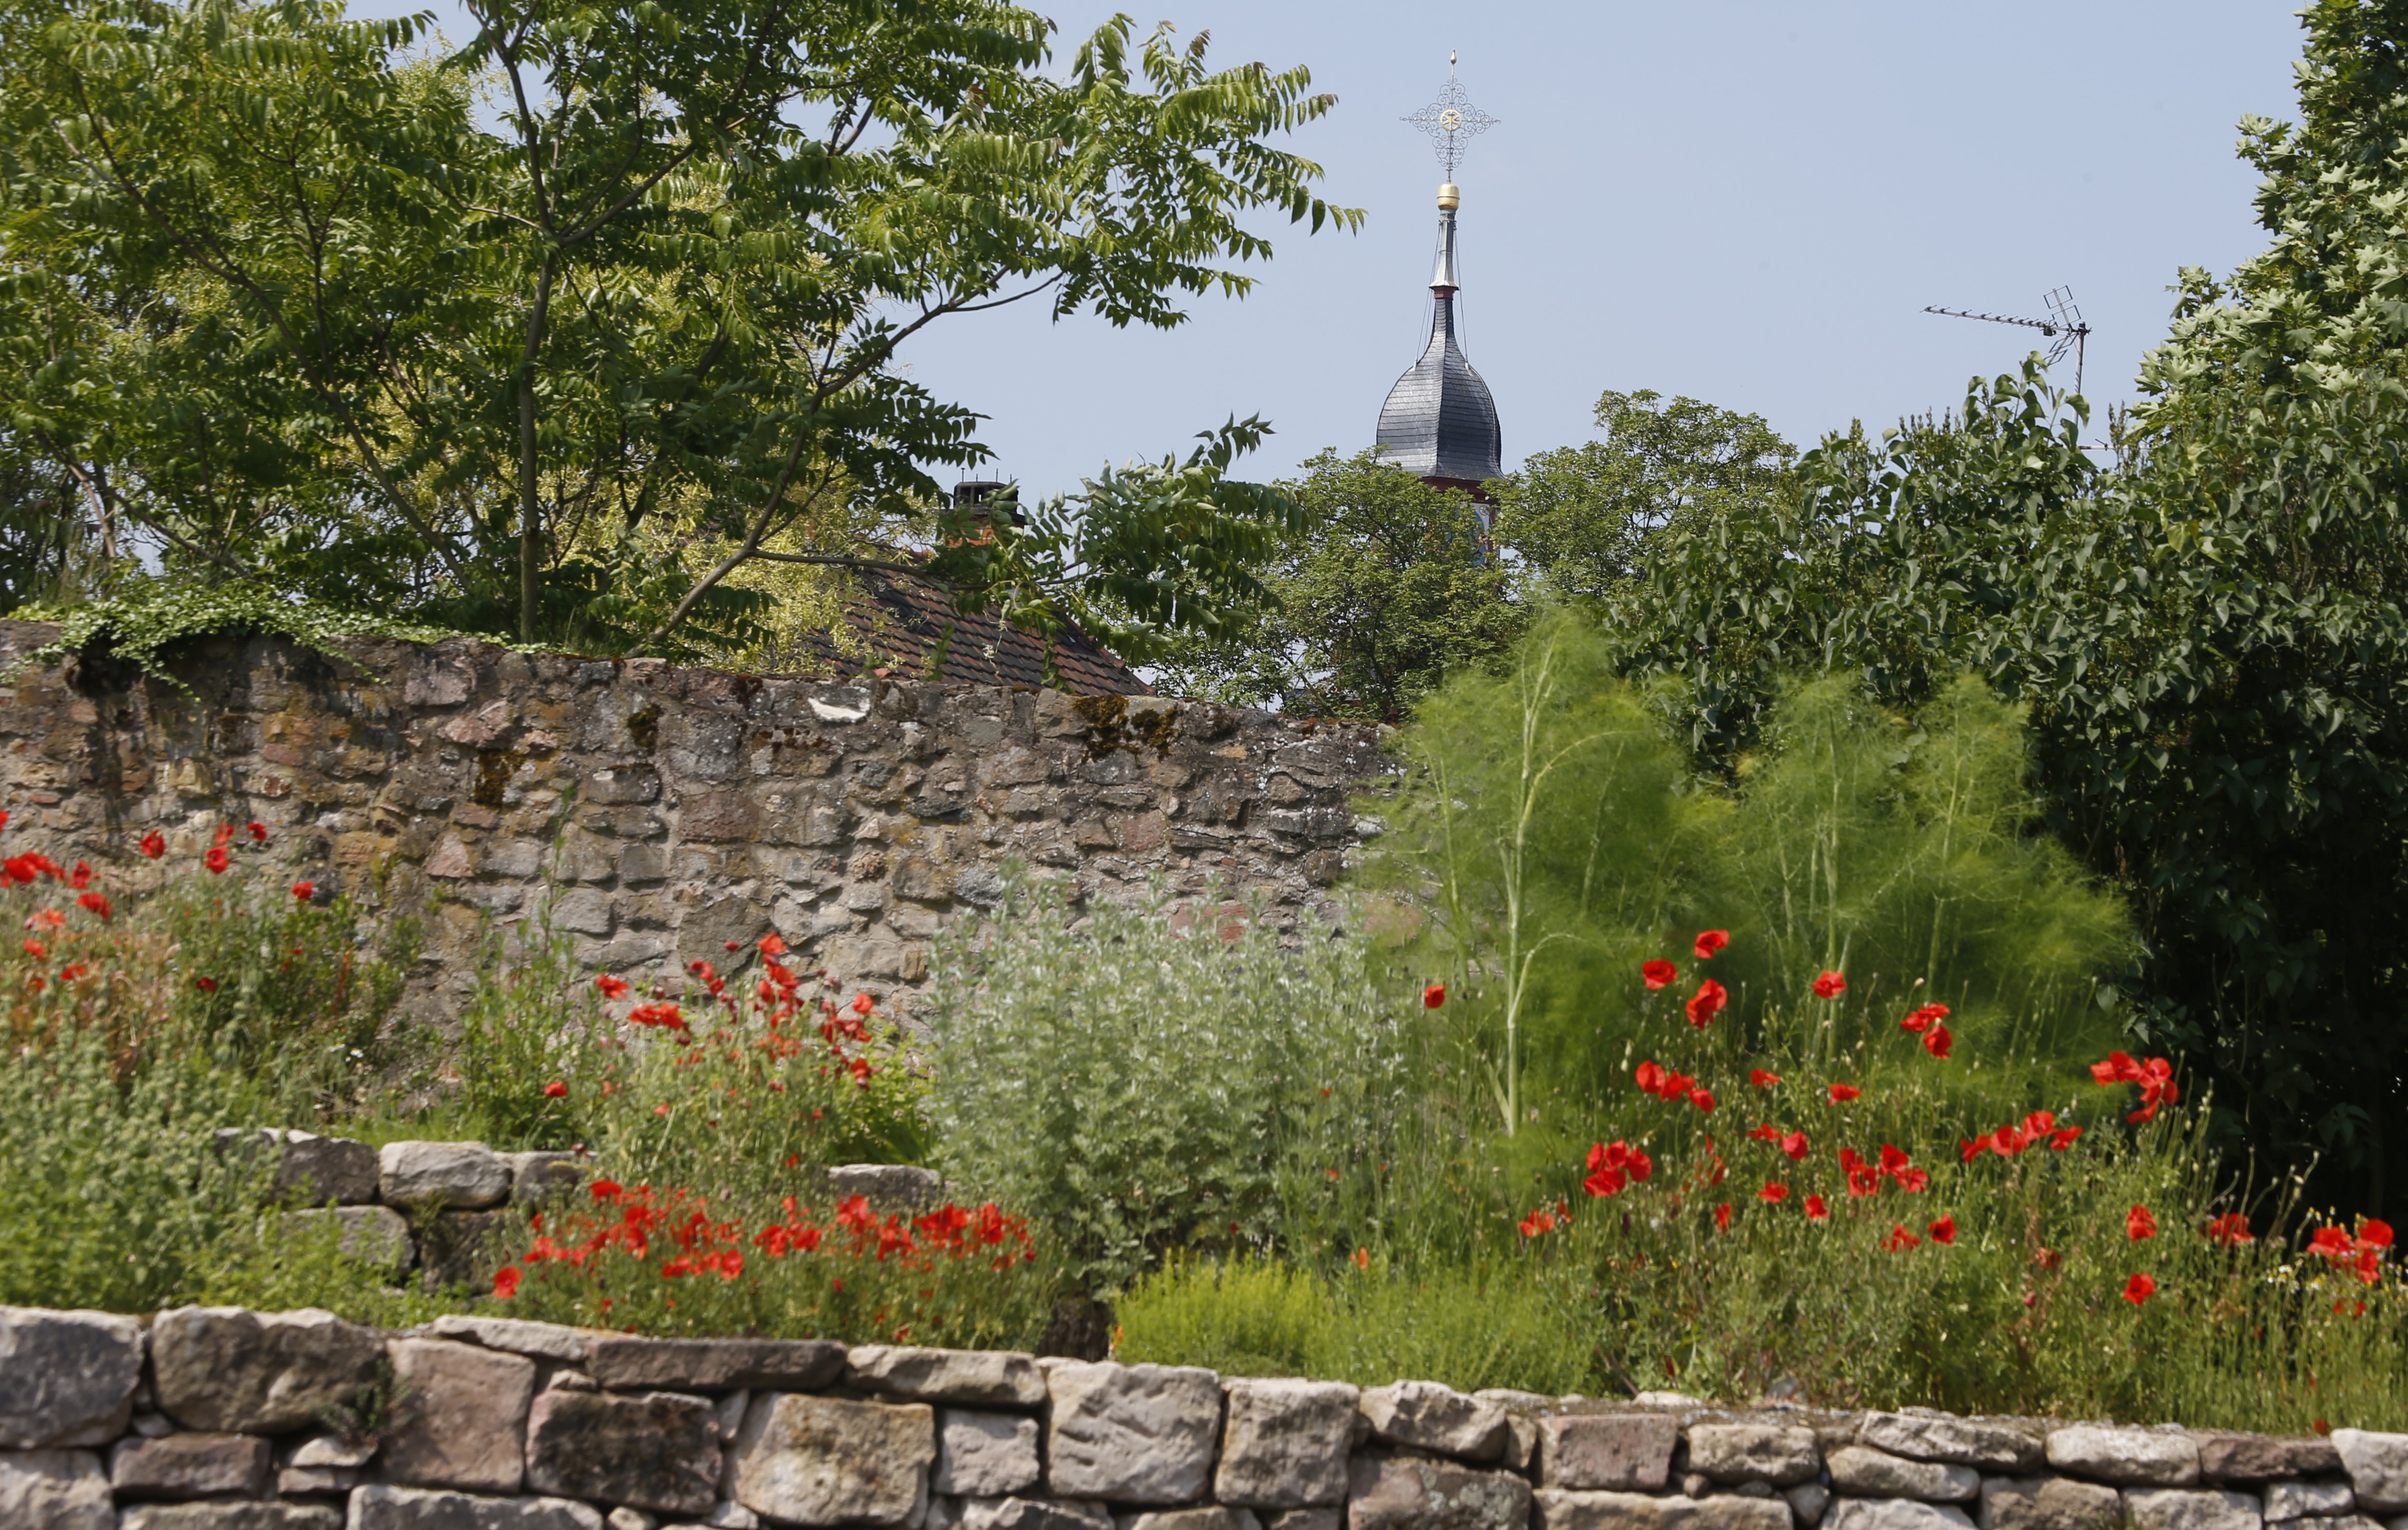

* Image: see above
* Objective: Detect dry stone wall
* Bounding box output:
[0,623,1394,1025]
[3,1300,2406,1530]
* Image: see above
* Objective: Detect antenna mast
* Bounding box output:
[1924,286,2090,395]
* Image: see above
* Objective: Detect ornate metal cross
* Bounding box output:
[1402,53,1499,178]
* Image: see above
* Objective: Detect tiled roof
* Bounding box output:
[781,562,1154,696]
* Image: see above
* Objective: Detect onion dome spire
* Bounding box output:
[1377,58,1502,497]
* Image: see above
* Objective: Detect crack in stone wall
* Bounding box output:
[0,622,1396,1026]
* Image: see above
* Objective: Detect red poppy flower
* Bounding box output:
[1811,971,1847,999]
[1714,1203,1733,1231]
[2123,1272,2157,1306]
[589,1179,623,1201]
[1518,1207,1558,1238]
[1780,1131,1809,1162]
[1748,1122,1781,1142]
[493,1266,522,1299]
[2205,1212,2254,1246]
[1749,1069,1780,1089]
[595,974,630,999]
[1840,1148,1880,1197]
[2127,1205,2158,1242]
[247,822,268,843]
[1423,983,1447,1008]
[1828,1084,1862,1104]
[2307,1226,2355,1262]
[851,991,876,1016]
[194,976,218,993]
[1882,1224,1921,1252]
[2361,1219,2394,1250]
[759,932,788,955]
[542,1081,568,1099]
[1636,1063,1694,1104]
[1685,978,1729,1027]
[1688,1087,1716,1114]
[1584,1140,1652,1198]
[628,1002,688,1031]
[75,893,111,920]
[2049,1127,2084,1151]
[212,825,236,848]
[18,940,38,959]
[1929,1215,1957,1245]
[290,881,314,903]
[1804,1194,1830,1220]
[69,862,90,890]
[139,831,165,859]
[1960,1137,1988,1163]
[1759,1182,1790,1204]
[1642,959,1678,990]
[1694,930,1731,960]
[1900,1002,1950,1034]
[1922,1024,1953,1061]
[2090,1051,2181,1122]
[203,846,230,875]
[1353,1248,1370,1270]
[1879,1144,1928,1192]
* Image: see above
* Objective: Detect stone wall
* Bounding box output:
[0,623,1394,1026]
[4,1300,2405,1530]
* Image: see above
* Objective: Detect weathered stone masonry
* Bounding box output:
[0,622,1393,1025]
[4,1300,2406,1530]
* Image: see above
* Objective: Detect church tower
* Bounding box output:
[1375,60,1502,505]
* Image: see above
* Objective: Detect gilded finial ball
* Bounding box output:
[1437,182,1460,210]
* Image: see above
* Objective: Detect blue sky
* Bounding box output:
[375,0,2307,493]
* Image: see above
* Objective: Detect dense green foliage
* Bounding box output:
[1112,620,2403,1428]
[0,0,1348,657]
[1148,395,1789,719]
[1374,616,2128,1139]
[1599,55,2408,1201]
[1493,389,1795,605]
[1143,449,1523,719]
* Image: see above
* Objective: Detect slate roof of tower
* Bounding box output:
[1374,291,1503,484]
[780,560,1153,696]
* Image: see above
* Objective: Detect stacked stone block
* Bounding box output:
[216,1132,580,1291]
[0,624,1394,1029]
[3,1301,2405,1530]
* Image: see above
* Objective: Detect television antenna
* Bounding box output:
[1924,286,2090,395]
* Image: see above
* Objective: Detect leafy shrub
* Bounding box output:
[926,873,1410,1294]
[0,1023,258,1309]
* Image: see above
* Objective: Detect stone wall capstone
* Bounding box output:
[0,623,1395,1026]
[0,1300,2401,1530]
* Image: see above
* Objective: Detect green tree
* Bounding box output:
[1598,1,2408,1210]
[0,0,1353,653]
[1492,389,1795,604]
[1145,449,1522,720]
